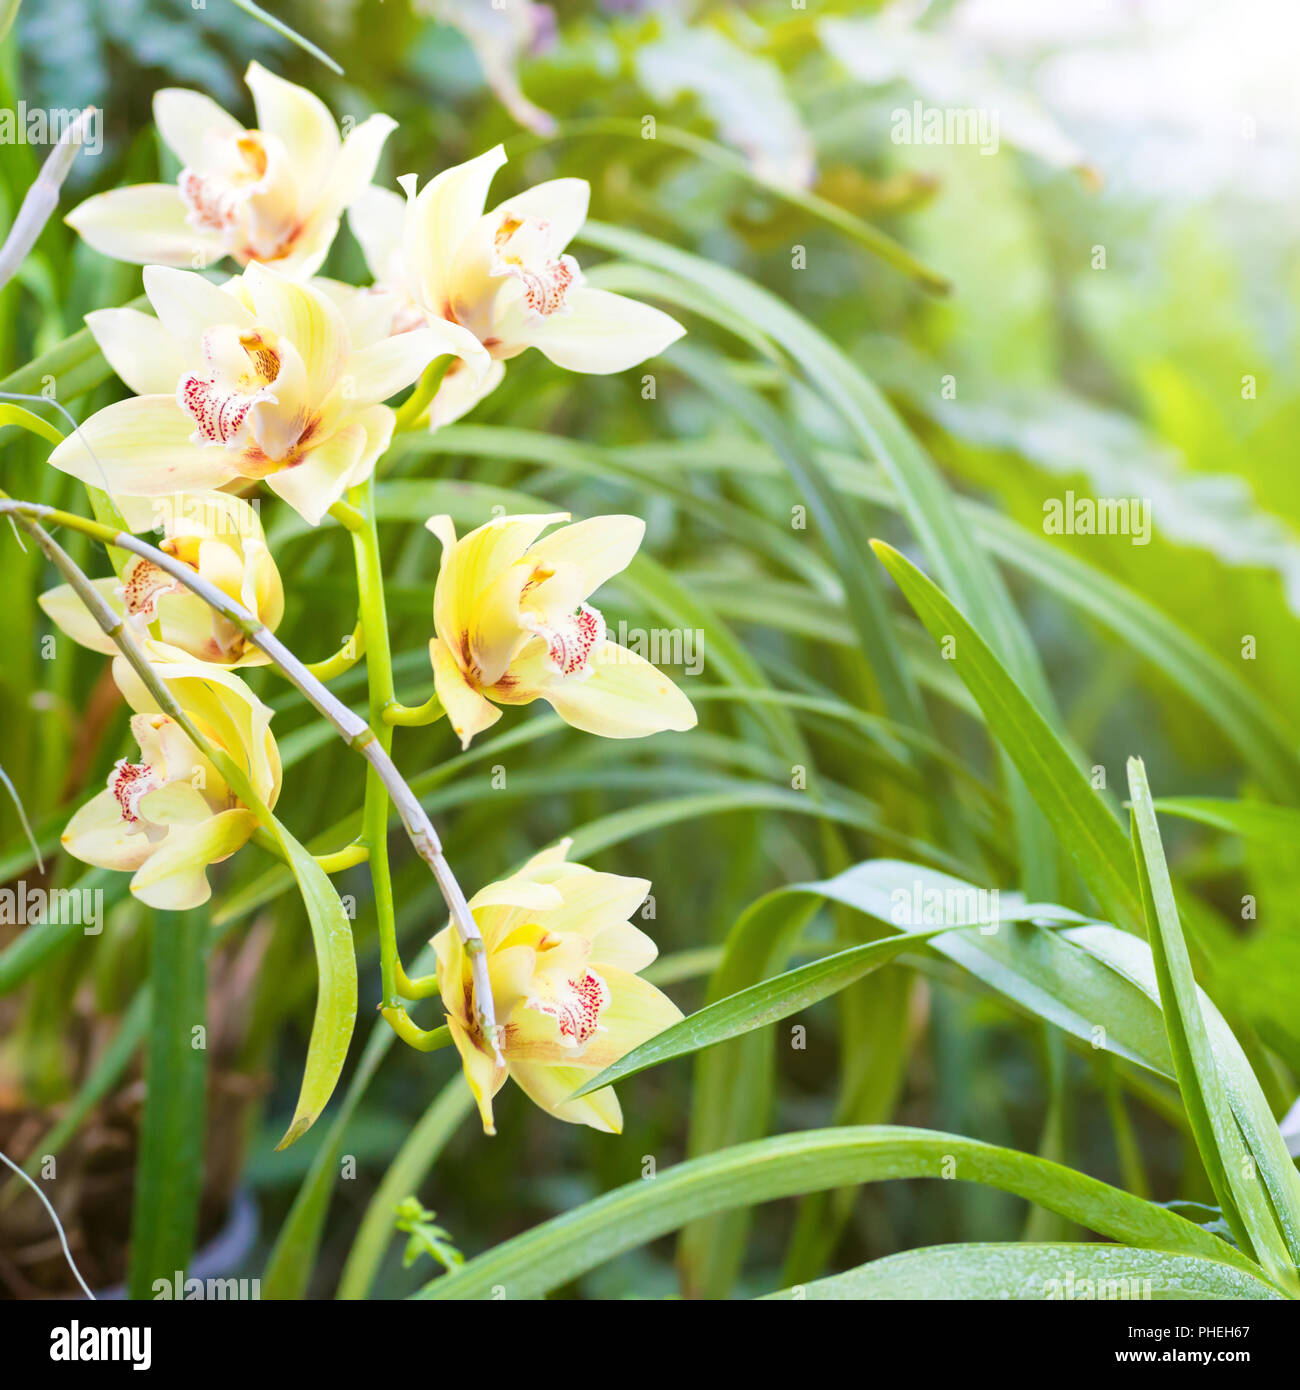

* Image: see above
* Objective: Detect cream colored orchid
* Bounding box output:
[49,262,456,524]
[63,659,281,910]
[425,511,697,748]
[347,145,684,422]
[66,63,395,277]
[39,493,283,667]
[433,840,681,1134]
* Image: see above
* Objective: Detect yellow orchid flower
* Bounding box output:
[62,659,281,910]
[66,62,396,277]
[49,262,458,524]
[347,145,685,421]
[39,492,283,667]
[425,511,697,748]
[432,841,682,1134]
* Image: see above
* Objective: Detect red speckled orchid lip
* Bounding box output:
[108,757,163,824]
[178,327,282,449]
[491,211,579,317]
[120,556,185,623]
[527,602,605,677]
[527,968,611,1047]
[390,150,683,380]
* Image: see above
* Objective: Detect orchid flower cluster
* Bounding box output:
[45,64,695,1135]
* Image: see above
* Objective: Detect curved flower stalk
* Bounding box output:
[66,62,396,277]
[49,262,454,524]
[348,144,684,422]
[432,840,681,1134]
[425,510,697,747]
[63,658,282,910]
[39,492,284,666]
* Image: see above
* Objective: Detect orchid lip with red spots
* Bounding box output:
[431,841,682,1134]
[425,512,697,749]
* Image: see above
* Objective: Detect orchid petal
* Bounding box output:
[506,1060,623,1133]
[518,285,685,374]
[62,789,154,874]
[242,262,348,396]
[84,308,181,397]
[143,265,253,352]
[490,177,589,255]
[430,637,502,750]
[245,61,340,205]
[66,185,223,267]
[400,145,506,321]
[344,326,443,403]
[49,396,241,497]
[533,639,697,739]
[263,420,365,525]
[347,184,405,283]
[525,514,645,604]
[153,87,243,168]
[445,1014,507,1136]
[317,113,398,223]
[128,807,258,910]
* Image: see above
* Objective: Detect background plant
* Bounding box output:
[1,0,1298,1301]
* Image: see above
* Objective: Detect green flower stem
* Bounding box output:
[0,494,504,1060]
[383,692,445,727]
[381,1007,452,1053]
[328,499,366,533]
[315,842,370,873]
[395,961,443,1000]
[304,619,365,681]
[394,355,454,432]
[349,476,402,1011]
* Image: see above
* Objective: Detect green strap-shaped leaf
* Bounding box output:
[1127,758,1299,1292]
[268,820,357,1150]
[1151,797,1300,846]
[577,219,1062,899]
[872,540,1142,930]
[127,909,207,1299]
[764,1242,1282,1301]
[571,890,1070,1099]
[414,1125,1259,1300]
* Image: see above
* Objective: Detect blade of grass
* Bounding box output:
[1127,757,1299,1291]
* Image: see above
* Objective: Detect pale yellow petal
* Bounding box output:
[242,262,347,397]
[430,512,566,661]
[399,145,505,320]
[513,285,685,374]
[344,326,442,404]
[489,177,589,254]
[129,807,258,910]
[263,421,365,526]
[430,636,501,750]
[38,579,122,656]
[62,789,153,873]
[347,184,404,283]
[153,87,242,167]
[245,60,340,203]
[143,264,253,350]
[429,357,504,428]
[446,1013,507,1136]
[65,186,222,267]
[525,514,644,605]
[538,639,697,739]
[506,1060,623,1133]
[316,113,398,223]
[49,396,241,498]
[84,308,181,396]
